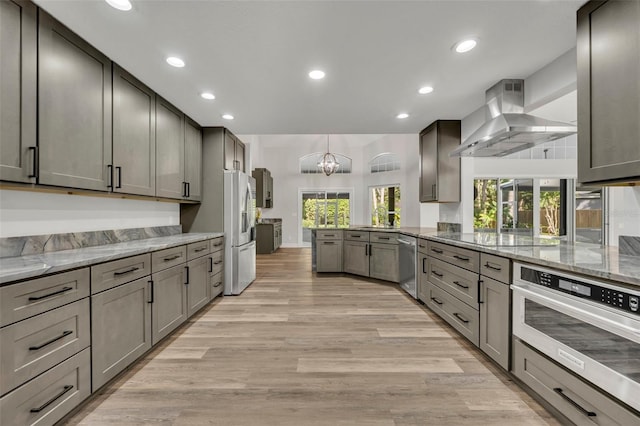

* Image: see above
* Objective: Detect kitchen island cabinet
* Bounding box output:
[315,230,343,273]
[0,0,37,184]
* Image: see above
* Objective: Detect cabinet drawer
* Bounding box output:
[0,298,90,395]
[151,245,187,273]
[187,240,211,260]
[480,253,511,284]
[345,231,369,242]
[417,238,429,255]
[0,347,90,426]
[427,257,479,308]
[1,269,89,327]
[315,230,343,240]
[210,272,224,300]
[513,339,638,426]
[210,237,224,253]
[427,241,479,273]
[425,282,479,346]
[91,254,151,294]
[209,250,224,276]
[369,232,398,245]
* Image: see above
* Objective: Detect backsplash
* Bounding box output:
[619,236,640,257]
[437,222,461,233]
[0,225,182,258]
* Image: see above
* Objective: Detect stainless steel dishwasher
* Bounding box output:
[398,234,417,299]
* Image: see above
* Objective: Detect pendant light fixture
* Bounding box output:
[317,135,340,176]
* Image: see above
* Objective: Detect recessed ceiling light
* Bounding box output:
[454,39,477,53]
[396,113,409,119]
[105,0,132,11]
[418,86,434,95]
[222,114,234,120]
[200,92,215,100]
[309,70,326,80]
[166,57,185,68]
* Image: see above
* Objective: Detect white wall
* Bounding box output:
[0,190,180,238]
[247,134,419,247]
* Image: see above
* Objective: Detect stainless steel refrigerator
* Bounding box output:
[223,170,256,295]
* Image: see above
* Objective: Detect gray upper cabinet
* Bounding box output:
[38,10,112,191]
[235,139,245,172]
[184,118,202,202]
[419,120,461,202]
[0,0,37,183]
[577,0,640,185]
[224,130,245,172]
[253,168,273,208]
[155,97,185,199]
[112,65,156,196]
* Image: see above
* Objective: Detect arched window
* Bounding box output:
[299,152,352,174]
[369,152,400,173]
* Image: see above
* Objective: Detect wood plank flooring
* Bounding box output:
[62,248,560,426]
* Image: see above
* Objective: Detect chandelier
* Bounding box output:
[317,135,340,176]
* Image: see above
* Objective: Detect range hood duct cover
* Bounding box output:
[449,79,576,158]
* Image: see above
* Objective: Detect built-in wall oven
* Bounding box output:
[512,262,640,413]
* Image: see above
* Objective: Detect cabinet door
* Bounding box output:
[369,243,399,282]
[419,124,438,202]
[112,64,156,196]
[184,118,202,201]
[151,264,187,345]
[91,277,151,391]
[266,172,273,208]
[186,256,210,317]
[0,0,37,183]
[316,241,342,272]
[479,276,510,370]
[155,98,184,198]
[38,11,112,191]
[224,131,236,170]
[235,140,245,172]
[577,0,640,184]
[343,241,369,276]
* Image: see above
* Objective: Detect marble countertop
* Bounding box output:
[313,226,640,288]
[0,232,224,285]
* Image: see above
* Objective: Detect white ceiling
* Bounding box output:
[34,0,585,135]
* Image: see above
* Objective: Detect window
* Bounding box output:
[299,152,352,174]
[300,191,351,245]
[370,186,400,227]
[369,153,400,173]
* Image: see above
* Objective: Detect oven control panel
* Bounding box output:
[520,266,640,315]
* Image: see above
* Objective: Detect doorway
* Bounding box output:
[299,190,352,246]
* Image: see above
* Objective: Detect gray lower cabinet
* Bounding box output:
[479,276,510,370]
[155,97,185,199]
[184,118,202,201]
[577,0,640,185]
[112,64,156,196]
[256,223,281,254]
[369,243,399,282]
[0,348,91,426]
[0,0,37,183]
[151,264,187,345]
[38,10,112,191]
[186,255,210,317]
[91,277,152,391]
[343,241,369,276]
[316,241,343,272]
[417,252,429,302]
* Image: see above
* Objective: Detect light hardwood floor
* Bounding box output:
[63,248,560,425]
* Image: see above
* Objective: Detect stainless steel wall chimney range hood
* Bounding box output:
[449,79,576,158]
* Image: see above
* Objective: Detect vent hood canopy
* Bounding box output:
[449,79,576,158]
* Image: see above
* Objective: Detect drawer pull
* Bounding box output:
[378,236,390,240]
[430,297,443,306]
[323,241,335,245]
[484,262,502,271]
[418,244,426,249]
[213,260,223,265]
[213,242,223,247]
[553,388,597,417]
[351,234,361,238]
[453,281,469,289]
[213,281,222,287]
[194,247,207,252]
[431,248,443,254]
[453,255,470,261]
[114,267,140,276]
[30,385,74,413]
[431,270,443,278]
[324,234,335,237]
[28,287,72,301]
[29,330,73,351]
[164,255,181,262]
[453,313,469,324]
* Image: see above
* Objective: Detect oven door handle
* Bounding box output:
[512,284,640,341]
